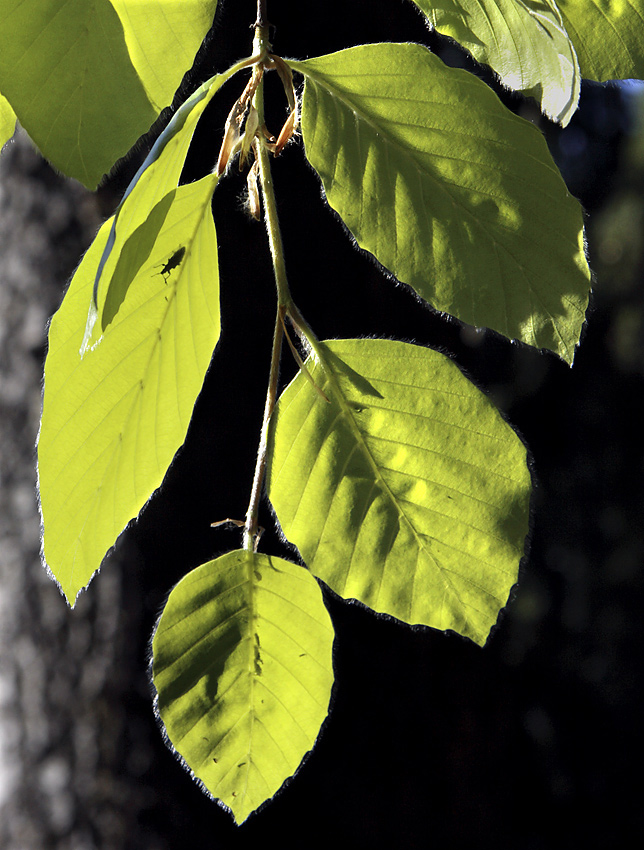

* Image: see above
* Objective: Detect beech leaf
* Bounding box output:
[267,339,532,646]
[0,0,218,187]
[557,0,644,82]
[410,0,581,125]
[152,550,335,824]
[38,176,221,604]
[290,43,591,364]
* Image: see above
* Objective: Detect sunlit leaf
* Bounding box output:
[557,0,644,81]
[0,0,217,187]
[111,0,218,110]
[83,67,232,349]
[410,0,580,125]
[152,550,335,824]
[290,43,590,364]
[267,339,531,646]
[0,91,16,151]
[38,176,220,605]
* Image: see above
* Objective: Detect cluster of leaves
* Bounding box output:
[1,0,643,826]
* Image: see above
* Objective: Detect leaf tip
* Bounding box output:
[38,550,80,609]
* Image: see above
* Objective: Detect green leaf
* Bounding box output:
[410,0,580,125]
[557,0,644,81]
[0,91,16,151]
[289,43,590,364]
[38,175,220,605]
[266,339,531,646]
[0,0,217,188]
[110,0,218,109]
[152,550,335,824]
[82,68,231,349]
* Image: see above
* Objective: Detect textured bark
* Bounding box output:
[0,131,158,850]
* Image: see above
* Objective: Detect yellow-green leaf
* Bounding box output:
[83,68,231,349]
[411,0,580,125]
[0,91,16,152]
[557,0,644,81]
[152,551,335,824]
[0,0,217,187]
[38,176,220,605]
[267,339,532,646]
[110,0,218,110]
[290,43,591,364]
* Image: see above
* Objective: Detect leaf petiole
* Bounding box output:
[279,311,330,403]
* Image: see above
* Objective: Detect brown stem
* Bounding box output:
[256,0,269,33]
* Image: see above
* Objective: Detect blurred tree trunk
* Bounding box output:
[0,130,159,850]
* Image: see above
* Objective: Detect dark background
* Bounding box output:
[1,0,643,847]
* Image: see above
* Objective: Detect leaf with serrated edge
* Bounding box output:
[410,0,580,125]
[557,0,644,82]
[152,550,335,824]
[266,339,531,646]
[0,0,217,187]
[38,176,220,605]
[289,43,590,364]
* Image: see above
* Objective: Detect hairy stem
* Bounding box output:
[243,41,289,550]
[244,26,328,547]
[287,299,325,362]
[243,304,284,551]
[255,96,291,307]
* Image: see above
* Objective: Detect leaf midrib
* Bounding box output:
[51,178,217,595]
[314,344,472,618]
[302,66,587,344]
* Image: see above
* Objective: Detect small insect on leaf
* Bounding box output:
[158,246,186,281]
